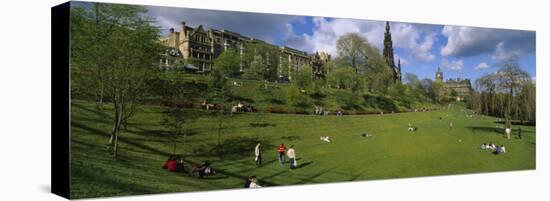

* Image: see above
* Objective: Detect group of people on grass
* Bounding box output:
[162,157,216,178]
[248,143,298,188]
[276,143,297,169]
[162,156,185,172]
[480,142,507,154]
[254,143,297,169]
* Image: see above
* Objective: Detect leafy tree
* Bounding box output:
[334,90,361,110]
[432,80,449,103]
[243,55,265,80]
[404,73,420,86]
[336,33,367,72]
[328,67,362,91]
[158,72,202,156]
[286,85,300,106]
[71,3,162,157]
[421,79,436,102]
[470,61,534,138]
[294,65,313,89]
[208,69,233,147]
[243,42,281,81]
[495,60,532,138]
[214,49,240,77]
[279,58,291,81]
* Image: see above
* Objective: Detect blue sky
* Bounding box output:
[146,5,536,83]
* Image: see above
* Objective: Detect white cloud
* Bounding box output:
[474,62,490,70]
[395,54,410,65]
[282,18,437,63]
[392,24,436,62]
[440,25,535,61]
[490,42,523,61]
[440,59,464,70]
[147,6,301,44]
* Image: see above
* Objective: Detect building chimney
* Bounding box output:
[180,21,186,33]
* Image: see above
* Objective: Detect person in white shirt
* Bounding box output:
[254,143,261,166]
[287,145,297,169]
[499,145,506,154]
[481,143,487,149]
[249,177,262,188]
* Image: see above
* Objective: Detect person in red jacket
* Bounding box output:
[277,144,286,166]
[163,156,178,172]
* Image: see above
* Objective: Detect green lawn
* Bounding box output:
[70,100,535,199]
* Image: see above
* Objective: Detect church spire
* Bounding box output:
[383,21,397,83]
[436,66,443,81]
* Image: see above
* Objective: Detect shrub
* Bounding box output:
[267,107,286,114]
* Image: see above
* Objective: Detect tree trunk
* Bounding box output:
[108,99,123,158]
[217,110,223,147]
[113,108,122,158]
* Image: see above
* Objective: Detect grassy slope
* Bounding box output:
[173,73,439,113]
[70,100,535,199]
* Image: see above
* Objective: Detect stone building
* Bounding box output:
[446,78,473,101]
[311,52,331,80]
[434,66,473,101]
[159,47,185,70]
[160,20,330,80]
[160,22,214,72]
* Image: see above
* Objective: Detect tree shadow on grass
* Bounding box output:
[280,135,302,141]
[467,126,504,135]
[249,123,277,127]
[71,102,111,120]
[296,161,313,169]
[71,163,158,198]
[71,121,173,157]
[192,136,273,160]
[291,167,334,185]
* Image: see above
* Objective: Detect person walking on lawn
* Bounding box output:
[277,144,286,166]
[287,145,297,169]
[255,143,262,166]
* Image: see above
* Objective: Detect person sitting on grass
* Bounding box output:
[244,176,253,188]
[480,143,487,150]
[498,145,506,154]
[489,143,496,150]
[249,175,262,188]
[163,156,178,172]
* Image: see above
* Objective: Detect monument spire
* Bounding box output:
[397,58,402,83]
[383,21,397,82]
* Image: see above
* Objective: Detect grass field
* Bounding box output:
[70,100,535,199]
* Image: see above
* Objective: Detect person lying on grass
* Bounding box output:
[191,161,216,178]
[320,136,331,143]
[361,133,373,138]
[407,123,417,132]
